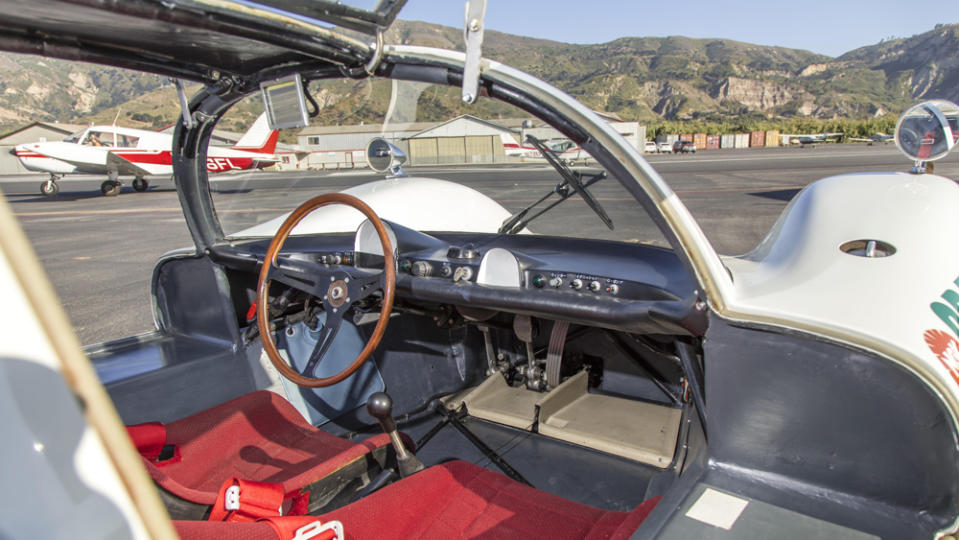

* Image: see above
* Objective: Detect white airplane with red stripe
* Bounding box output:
[10,112,279,196]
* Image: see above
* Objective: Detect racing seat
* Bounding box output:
[127,390,407,519]
[173,460,661,539]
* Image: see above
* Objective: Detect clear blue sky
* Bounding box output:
[398,0,959,58]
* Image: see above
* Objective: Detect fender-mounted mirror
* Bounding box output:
[366,138,408,177]
[895,99,959,166]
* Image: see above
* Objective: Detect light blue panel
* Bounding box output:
[277,315,384,426]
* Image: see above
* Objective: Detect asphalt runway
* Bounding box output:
[4,143,957,345]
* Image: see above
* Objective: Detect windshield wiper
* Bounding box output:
[498,135,612,234]
[498,169,607,234]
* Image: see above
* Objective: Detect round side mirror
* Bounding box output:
[366,138,408,175]
[895,99,959,163]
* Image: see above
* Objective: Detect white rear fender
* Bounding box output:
[723,172,959,387]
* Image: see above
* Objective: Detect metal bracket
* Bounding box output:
[172,78,195,129]
[364,28,385,76]
[462,0,487,104]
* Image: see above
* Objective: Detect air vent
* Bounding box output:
[839,239,896,258]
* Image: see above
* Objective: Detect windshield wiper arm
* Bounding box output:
[498,170,607,234]
[522,135,614,231]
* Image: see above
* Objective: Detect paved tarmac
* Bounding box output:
[4,143,957,345]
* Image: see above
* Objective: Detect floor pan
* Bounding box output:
[398,410,662,511]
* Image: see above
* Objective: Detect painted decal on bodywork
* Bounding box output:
[925,330,959,379]
[926,275,959,382]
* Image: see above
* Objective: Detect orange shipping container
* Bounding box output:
[680,133,693,142]
[693,133,707,149]
[750,130,765,147]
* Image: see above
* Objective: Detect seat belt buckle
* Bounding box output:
[293,520,343,540]
[224,485,241,511]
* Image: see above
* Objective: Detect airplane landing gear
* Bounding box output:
[102,171,121,196]
[101,180,121,196]
[40,176,60,197]
[132,177,149,192]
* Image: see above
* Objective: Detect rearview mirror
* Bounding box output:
[895,99,959,164]
[260,73,310,130]
[366,138,408,176]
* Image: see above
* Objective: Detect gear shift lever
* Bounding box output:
[367,392,425,477]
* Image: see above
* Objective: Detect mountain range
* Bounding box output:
[1,20,957,136]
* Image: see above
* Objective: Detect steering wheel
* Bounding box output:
[256,193,396,388]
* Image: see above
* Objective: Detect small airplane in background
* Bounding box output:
[848,133,894,145]
[11,112,279,196]
[792,133,843,148]
[501,134,591,164]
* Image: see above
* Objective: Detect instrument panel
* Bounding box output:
[253,225,701,335]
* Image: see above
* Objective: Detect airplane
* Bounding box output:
[791,133,843,148]
[10,112,279,196]
[848,133,894,145]
[501,134,591,164]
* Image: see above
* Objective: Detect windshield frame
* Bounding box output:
[170,46,728,308]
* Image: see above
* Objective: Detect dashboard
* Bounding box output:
[226,221,705,337]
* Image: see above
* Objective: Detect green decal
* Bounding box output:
[934,285,959,340]
[933,300,959,340]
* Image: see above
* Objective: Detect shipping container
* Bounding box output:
[720,134,736,148]
[680,133,693,142]
[706,135,721,150]
[693,133,707,149]
[734,133,750,148]
[765,130,780,147]
[750,130,765,147]
[666,134,679,145]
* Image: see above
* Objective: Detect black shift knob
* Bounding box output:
[367,392,396,433]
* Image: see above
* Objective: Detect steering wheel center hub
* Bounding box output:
[328,279,348,307]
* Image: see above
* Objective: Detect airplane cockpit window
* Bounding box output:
[82,130,114,147]
[62,130,83,143]
[118,134,139,147]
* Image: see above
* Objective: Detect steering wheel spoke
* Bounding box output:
[270,255,333,296]
[301,310,343,377]
[345,267,385,301]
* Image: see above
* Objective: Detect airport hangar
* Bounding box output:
[295,113,645,170]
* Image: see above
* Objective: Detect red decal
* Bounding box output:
[925,329,959,383]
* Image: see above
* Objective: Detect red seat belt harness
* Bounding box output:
[209,478,311,522]
[260,516,344,540]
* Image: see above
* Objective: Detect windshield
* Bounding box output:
[62,129,85,143]
[211,79,669,247]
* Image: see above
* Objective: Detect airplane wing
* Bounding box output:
[106,150,172,176]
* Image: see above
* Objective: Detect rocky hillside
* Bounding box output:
[1,20,957,134]
[0,54,167,133]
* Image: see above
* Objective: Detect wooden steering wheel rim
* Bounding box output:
[256,193,396,388]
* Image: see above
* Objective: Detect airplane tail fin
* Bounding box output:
[233,112,279,154]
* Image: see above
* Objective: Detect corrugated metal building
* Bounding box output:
[298,113,646,168]
[406,115,512,165]
[297,122,432,169]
